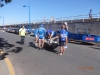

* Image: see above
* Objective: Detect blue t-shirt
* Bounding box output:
[46,30,54,36]
[60,29,67,42]
[37,27,46,39]
[34,29,38,36]
[47,30,52,34]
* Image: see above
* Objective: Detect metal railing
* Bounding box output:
[4,12,100,26]
[31,13,100,24]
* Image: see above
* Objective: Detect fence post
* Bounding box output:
[99,12,100,21]
[33,20,35,24]
[38,20,39,24]
[97,12,100,21]
[83,15,84,22]
[97,13,99,21]
[54,18,56,23]
[71,16,73,23]
[48,19,49,24]
[62,17,63,23]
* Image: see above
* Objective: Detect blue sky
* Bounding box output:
[0,0,100,25]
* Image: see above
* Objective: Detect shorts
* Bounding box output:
[38,35,44,40]
[59,41,66,46]
[35,34,38,38]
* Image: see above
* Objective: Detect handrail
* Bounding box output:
[3,12,100,25]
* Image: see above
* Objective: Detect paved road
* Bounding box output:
[0,31,100,75]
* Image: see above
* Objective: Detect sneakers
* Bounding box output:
[58,53,62,55]
[38,47,41,50]
[35,43,38,47]
[38,47,44,50]
[64,46,68,48]
[41,48,44,50]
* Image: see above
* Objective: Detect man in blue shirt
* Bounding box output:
[37,24,46,50]
[46,29,55,43]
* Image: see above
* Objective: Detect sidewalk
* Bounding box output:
[0,59,9,75]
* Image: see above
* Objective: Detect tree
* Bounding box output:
[0,0,12,7]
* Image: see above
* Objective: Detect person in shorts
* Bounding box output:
[37,24,46,50]
[59,25,67,55]
[64,22,68,48]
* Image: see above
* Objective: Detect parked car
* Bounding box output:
[27,28,34,34]
[6,28,12,33]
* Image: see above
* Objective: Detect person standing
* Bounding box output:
[59,25,67,55]
[37,24,46,50]
[50,16,53,23]
[19,25,26,45]
[89,9,92,19]
[64,22,68,48]
[43,17,46,24]
[52,17,55,23]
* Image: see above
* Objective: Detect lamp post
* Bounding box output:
[0,16,4,27]
[23,4,31,30]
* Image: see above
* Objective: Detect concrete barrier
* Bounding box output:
[1,18,100,35]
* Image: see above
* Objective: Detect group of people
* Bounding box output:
[43,16,55,23]
[19,22,68,56]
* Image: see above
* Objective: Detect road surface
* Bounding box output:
[0,30,100,75]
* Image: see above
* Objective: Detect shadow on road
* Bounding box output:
[44,47,59,54]
[8,47,23,53]
[28,42,59,54]
[16,41,21,45]
[0,37,15,50]
[0,37,16,59]
[0,37,23,55]
[68,41,95,46]
[89,47,100,50]
[28,42,37,48]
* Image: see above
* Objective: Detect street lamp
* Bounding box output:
[23,4,31,29]
[0,16,4,27]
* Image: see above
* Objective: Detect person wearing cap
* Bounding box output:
[64,22,68,48]
[46,29,54,43]
[37,24,46,50]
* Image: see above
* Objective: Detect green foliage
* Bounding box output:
[0,0,12,7]
[5,0,12,4]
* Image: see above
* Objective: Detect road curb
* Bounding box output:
[0,50,15,75]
